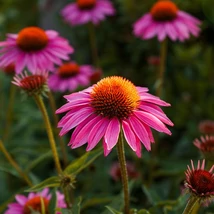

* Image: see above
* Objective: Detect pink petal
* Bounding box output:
[15,195,27,205]
[87,117,110,151]
[103,138,112,156]
[104,118,120,150]
[71,114,102,148]
[122,120,137,151]
[128,116,151,151]
[59,107,94,136]
[134,110,171,135]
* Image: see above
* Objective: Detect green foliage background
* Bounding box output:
[0,0,214,213]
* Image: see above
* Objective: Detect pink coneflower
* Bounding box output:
[110,161,140,181]
[199,120,214,134]
[184,160,214,205]
[56,76,173,157]
[133,0,201,41]
[5,188,66,214]
[48,62,93,92]
[194,136,214,161]
[0,27,74,74]
[12,70,49,96]
[61,0,115,26]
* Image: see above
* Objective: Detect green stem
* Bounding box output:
[116,131,130,214]
[182,196,200,214]
[48,91,68,167]
[88,23,99,67]
[62,187,72,209]
[0,140,33,186]
[34,95,62,175]
[3,84,16,142]
[156,39,167,97]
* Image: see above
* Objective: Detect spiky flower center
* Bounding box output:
[77,0,96,9]
[58,63,80,78]
[90,76,140,119]
[200,139,214,152]
[150,0,178,21]
[23,196,49,214]
[17,27,48,51]
[189,169,214,195]
[20,75,47,92]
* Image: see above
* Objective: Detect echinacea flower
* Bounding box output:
[5,188,66,214]
[199,120,214,134]
[61,0,115,26]
[12,70,49,96]
[110,161,140,181]
[56,76,173,157]
[184,160,214,205]
[0,27,74,74]
[194,136,214,161]
[48,62,94,92]
[133,0,201,41]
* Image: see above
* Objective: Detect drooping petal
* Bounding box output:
[87,117,110,151]
[128,115,151,151]
[104,118,120,150]
[122,120,137,151]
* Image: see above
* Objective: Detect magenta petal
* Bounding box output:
[135,138,142,157]
[59,107,94,136]
[134,110,171,135]
[104,118,120,150]
[71,114,102,148]
[122,120,137,151]
[139,103,173,126]
[87,117,110,151]
[15,195,27,205]
[128,116,151,151]
[103,138,112,156]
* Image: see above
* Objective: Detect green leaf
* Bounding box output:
[61,209,72,214]
[26,176,60,192]
[61,197,82,214]
[48,189,57,214]
[64,147,102,175]
[71,197,82,214]
[106,206,122,214]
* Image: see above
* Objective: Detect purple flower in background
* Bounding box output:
[61,0,115,26]
[48,62,94,92]
[56,76,173,157]
[133,0,201,41]
[0,27,73,74]
[5,188,66,214]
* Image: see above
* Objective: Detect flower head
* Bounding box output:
[48,62,94,92]
[199,120,214,134]
[110,161,140,181]
[133,0,201,41]
[61,0,115,26]
[185,160,214,205]
[56,76,173,157]
[194,136,214,161]
[0,27,73,74]
[5,188,66,214]
[12,70,49,96]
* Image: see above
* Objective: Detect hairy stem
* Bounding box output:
[34,95,62,174]
[116,131,130,214]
